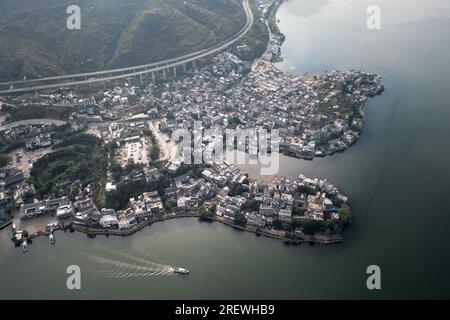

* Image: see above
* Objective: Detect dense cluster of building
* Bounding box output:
[0,122,57,153]
[130,50,384,162]
[0,0,386,242]
[215,173,348,232]
[71,191,165,230]
[3,152,348,240]
[4,44,383,162]
[19,197,73,220]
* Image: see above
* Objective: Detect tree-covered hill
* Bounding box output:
[0,0,246,81]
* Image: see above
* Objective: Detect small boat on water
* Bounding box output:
[49,232,55,244]
[173,267,189,274]
[22,240,28,252]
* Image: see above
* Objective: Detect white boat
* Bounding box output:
[22,240,28,252]
[49,233,55,244]
[173,267,189,274]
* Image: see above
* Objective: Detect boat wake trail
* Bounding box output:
[99,268,174,279]
[131,243,145,256]
[79,248,175,279]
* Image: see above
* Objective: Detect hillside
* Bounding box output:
[0,0,245,82]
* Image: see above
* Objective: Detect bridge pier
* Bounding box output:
[140,74,144,86]
[173,66,177,77]
[163,69,166,80]
[183,63,187,74]
[152,72,155,83]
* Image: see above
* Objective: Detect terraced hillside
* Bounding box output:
[0,0,246,82]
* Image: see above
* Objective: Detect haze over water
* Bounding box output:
[1,0,450,299]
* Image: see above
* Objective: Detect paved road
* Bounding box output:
[0,0,253,95]
[252,0,279,72]
[148,121,175,162]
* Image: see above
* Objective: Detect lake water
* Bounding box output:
[1,0,450,299]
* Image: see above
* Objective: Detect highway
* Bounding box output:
[0,0,253,95]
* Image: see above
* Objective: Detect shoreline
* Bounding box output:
[260,0,384,161]
[24,213,341,245]
[0,219,12,231]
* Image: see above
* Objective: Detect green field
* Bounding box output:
[0,0,245,81]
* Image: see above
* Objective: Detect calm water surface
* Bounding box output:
[1,0,450,299]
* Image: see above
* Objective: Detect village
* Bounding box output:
[0,0,383,249]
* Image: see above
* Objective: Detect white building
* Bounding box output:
[105,182,117,192]
[100,214,119,228]
[56,204,74,219]
[278,209,292,222]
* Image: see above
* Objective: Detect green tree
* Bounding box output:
[70,185,80,199]
[287,220,302,232]
[229,115,241,127]
[273,219,283,230]
[302,220,326,235]
[234,212,247,226]
[0,154,9,168]
[150,144,160,161]
[165,197,177,211]
[143,129,154,138]
[296,185,318,195]
[339,205,351,224]
[111,162,122,182]
[331,196,344,207]
[228,182,245,196]
[198,206,213,220]
[105,179,156,210]
[166,111,175,120]
[242,199,260,212]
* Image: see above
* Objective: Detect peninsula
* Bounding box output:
[0,0,384,249]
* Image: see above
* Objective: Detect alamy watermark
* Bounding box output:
[366,5,381,30]
[66,265,81,290]
[172,121,280,175]
[66,5,81,30]
[366,265,381,290]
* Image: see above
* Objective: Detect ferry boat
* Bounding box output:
[22,240,28,252]
[173,267,189,274]
[49,232,55,244]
